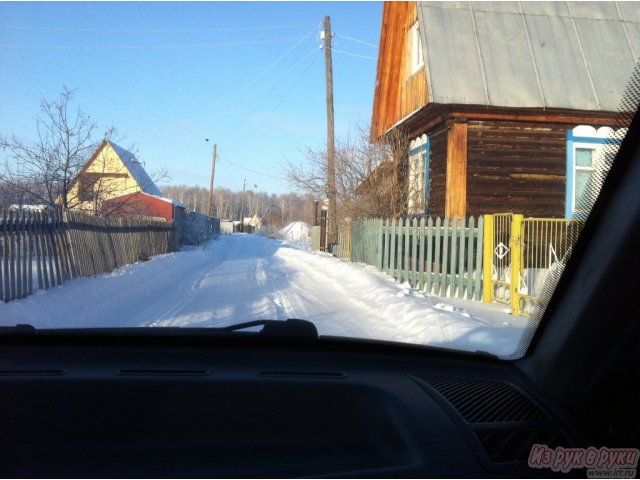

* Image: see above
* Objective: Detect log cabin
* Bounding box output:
[371,1,640,218]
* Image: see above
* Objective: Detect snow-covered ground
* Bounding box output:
[0,234,527,356]
[279,221,311,250]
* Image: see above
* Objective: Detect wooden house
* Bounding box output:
[371,1,639,218]
[242,215,263,233]
[66,139,163,214]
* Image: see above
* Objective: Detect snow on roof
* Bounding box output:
[107,141,162,196]
[153,195,187,209]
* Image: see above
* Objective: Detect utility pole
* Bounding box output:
[207,143,217,218]
[240,178,247,230]
[323,15,338,247]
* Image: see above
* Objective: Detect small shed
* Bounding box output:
[242,215,262,233]
[101,192,186,222]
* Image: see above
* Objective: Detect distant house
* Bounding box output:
[371,1,638,218]
[66,139,163,214]
[101,192,186,222]
[242,215,262,233]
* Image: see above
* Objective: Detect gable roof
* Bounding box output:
[417,1,640,111]
[105,141,162,196]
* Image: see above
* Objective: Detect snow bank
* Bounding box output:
[280,221,310,242]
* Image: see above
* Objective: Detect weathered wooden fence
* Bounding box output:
[1,209,177,303]
[334,216,484,301]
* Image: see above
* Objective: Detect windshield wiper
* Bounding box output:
[215,319,318,338]
[0,319,318,340]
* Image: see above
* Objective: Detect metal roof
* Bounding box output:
[417,1,640,110]
[107,141,162,196]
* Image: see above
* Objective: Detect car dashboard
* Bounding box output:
[0,335,582,478]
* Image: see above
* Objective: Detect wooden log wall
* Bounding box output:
[426,124,448,218]
[466,120,568,218]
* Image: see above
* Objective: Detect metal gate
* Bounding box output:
[518,218,584,315]
[488,213,514,305]
[483,213,584,316]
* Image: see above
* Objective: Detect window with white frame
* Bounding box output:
[565,125,623,218]
[410,22,424,74]
[408,135,430,215]
[572,144,596,214]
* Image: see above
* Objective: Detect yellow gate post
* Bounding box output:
[482,214,494,303]
[510,214,524,315]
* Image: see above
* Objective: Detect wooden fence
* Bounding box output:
[333,214,587,316]
[335,216,484,301]
[1,209,177,303]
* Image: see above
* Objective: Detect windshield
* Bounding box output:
[1,1,638,359]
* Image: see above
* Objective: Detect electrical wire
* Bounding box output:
[0,23,313,33]
[249,46,320,113]
[0,36,312,50]
[217,154,283,180]
[334,33,378,49]
[219,47,320,157]
[332,48,377,61]
[206,25,318,120]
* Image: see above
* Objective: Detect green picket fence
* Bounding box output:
[335,216,484,301]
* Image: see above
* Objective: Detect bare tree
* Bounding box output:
[1,88,169,218]
[286,126,410,220]
[0,87,114,208]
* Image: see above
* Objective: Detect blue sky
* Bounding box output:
[0,1,382,194]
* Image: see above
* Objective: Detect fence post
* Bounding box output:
[376,219,383,271]
[510,214,524,316]
[482,214,494,303]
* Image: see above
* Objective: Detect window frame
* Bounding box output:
[408,136,430,215]
[565,129,621,218]
[410,21,424,75]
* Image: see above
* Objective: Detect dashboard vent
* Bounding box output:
[415,374,573,466]
[476,425,569,464]
[417,374,548,423]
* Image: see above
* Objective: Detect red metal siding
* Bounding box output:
[102,193,174,221]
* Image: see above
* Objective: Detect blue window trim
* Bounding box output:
[409,138,430,215]
[565,131,622,218]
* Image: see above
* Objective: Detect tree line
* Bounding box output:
[161,185,316,228]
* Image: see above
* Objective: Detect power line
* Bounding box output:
[0,36,311,50]
[220,47,321,157]
[206,25,318,119]
[217,154,283,180]
[334,33,378,49]
[250,46,320,113]
[332,48,377,61]
[0,23,313,33]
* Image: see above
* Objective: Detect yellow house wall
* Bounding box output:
[67,143,143,212]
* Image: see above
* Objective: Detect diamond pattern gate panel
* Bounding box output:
[491,214,513,305]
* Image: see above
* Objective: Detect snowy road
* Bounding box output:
[0,234,527,356]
